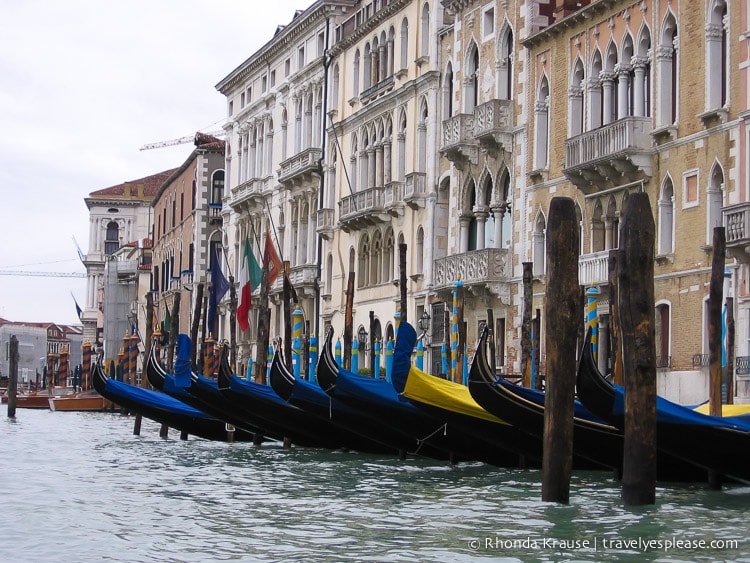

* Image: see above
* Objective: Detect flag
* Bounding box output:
[237,237,262,332]
[207,245,230,333]
[71,293,83,320]
[264,230,282,286]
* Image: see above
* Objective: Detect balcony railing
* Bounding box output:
[278,147,322,185]
[723,203,750,262]
[230,176,271,208]
[578,249,614,287]
[384,181,404,214]
[339,186,389,230]
[441,113,475,150]
[404,172,426,208]
[316,207,335,239]
[289,264,318,288]
[473,99,513,150]
[433,248,510,289]
[564,116,653,190]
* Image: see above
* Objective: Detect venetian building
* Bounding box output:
[437,0,532,375]
[524,0,741,402]
[217,1,355,370]
[83,170,175,347]
[151,134,226,348]
[322,0,451,374]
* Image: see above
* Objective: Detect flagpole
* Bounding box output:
[221,245,238,370]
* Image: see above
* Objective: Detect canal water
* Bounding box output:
[1,409,749,562]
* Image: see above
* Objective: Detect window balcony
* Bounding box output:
[316,207,335,240]
[432,248,510,299]
[563,116,653,193]
[278,147,322,187]
[360,76,395,105]
[440,113,478,169]
[339,186,390,232]
[723,203,750,263]
[404,172,426,209]
[473,99,514,153]
[578,249,614,287]
[288,263,319,299]
[384,180,404,216]
[208,202,223,224]
[229,176,272,209]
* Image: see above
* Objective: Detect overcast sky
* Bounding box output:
[0,0,307,325]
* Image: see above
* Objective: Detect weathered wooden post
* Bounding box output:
[521,262,533,387]
[608,250,623,386]
[190,283,204,370]
[7,335,18,418]
[254,255,270,385]
[542,197,580,504]
[726,296,735,405]
[166,293,181,372]
[399,243,408,324]
[708,226,726,489]
[619,192,657,506]
[709,226,726,417]
[532,309,542,390]
[343,271,355,370]
[487,309,496,372]
[283,261,293,372]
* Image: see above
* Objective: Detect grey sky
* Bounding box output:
[0,0,305,324]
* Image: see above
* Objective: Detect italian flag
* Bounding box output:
[237,237,262,332]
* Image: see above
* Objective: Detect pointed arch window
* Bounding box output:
[420,3,430,59]
[658,177,675,256]
[498,26,514,100]
[533,215,546,276]
[534,76,550,170]
[400,18,409,71]
[415,227,424,275]
[464,44,479,112]
[443,63,453,117]
[657,13,678,127]
[706,0,728,110]
[569,59,585,137]
[707,164,725,244]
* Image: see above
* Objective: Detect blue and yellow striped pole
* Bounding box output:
[441,342,448,378]
[394,309,401,337]
[451,279,462,382]
[308,335,318,383]
[351,337,359,374]
[462,343,469,386]
[586,286,600,363]
[416,338,424,371]
[385,337,394,383]
[335,338,342,367]
[373,339,381,379]
[266,345,273,384]
[292,307,304,378]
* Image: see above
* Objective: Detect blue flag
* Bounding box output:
[207,245,230,334]
[174,334,192,387]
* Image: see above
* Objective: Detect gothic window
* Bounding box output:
[657,12,678,127]
[569,58,585,137]
[588,50,603,130]
[706,0,728,110]
[603,42,618,125]
[465,43,479,112]
[420,3,430,59]
[534,75,550,170]
[532,213,546,276]
[384,228,395,283]
[417,98,428,173]
[353,50,360,97]
[400,18,409,70]
[358,234,370,288]
[443,62,453,117]
[658,176,675,256]
[634,26,652,117]
[332,64,340,107]
[415,226,424,275]
[707,163,725,244]
[498,24,514,100]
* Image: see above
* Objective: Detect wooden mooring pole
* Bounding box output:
[708,226,726,489]
[521,262,533,387]
[542,198,580,504]
[343,271,355,370]
[7,335,18,418]
[399,243,408,324]
[619,192,656,506]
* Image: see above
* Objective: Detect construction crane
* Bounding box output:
[140,129,226,151]
[0,271,86,278]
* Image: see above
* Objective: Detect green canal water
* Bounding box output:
[1,409,748,562]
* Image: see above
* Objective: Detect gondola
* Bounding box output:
[91,358,254,442]
[270,350,436,458]
[145,338,271,441]
[215,351,365,450]
[576,329,750,483]
[389,323,545,468]
[468,326,707,482]
[315,325,528,467]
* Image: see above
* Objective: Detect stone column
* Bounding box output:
[631,56,648,117]
[459,214,471,253]
[599,71,616,125]
[615,64,631,120]
[383,138,392,185]
[474,207,489,250]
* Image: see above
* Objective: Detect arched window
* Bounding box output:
[420,3,430,59]
[353,50,360,97]
[533,214,546,276]
[332,64,340,107]
[371,230,382,285]
[618,34,634,120]
[397,111,407,181]
[498,24,514,100]
[104,221,119,255]
[383,229,395,283]
[281,108,288,161]
[655,302,671,367]
[415,226,424,274]
[658,177,675,255]
[400,18,409,70]
[417,99,428,173]
[569,58,585,137]
[603,42,618,125]
[534,75,550,170]
[588,50,603,130]
[634,26,652,117]
[706,0,728,110]
[211,171,224,204]
[443,62,453,117]
[591,200,604,252]
[266,118,274,175]
[707,163,725,244]
[326,253,333,294]
[464,43,479,112]
[350,135,358,192]
[657,12,678,127]
[364,43,372,89]
[467,180,478,251]
[358,234,370,288]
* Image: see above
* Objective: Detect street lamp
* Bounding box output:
[418,311,431,346]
